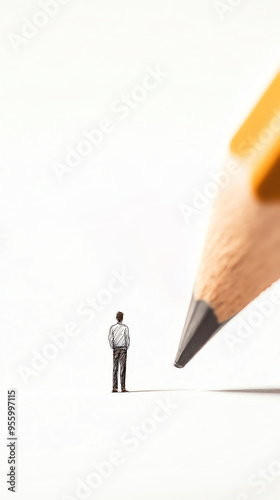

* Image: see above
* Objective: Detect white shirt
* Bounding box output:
[108,322,130,349]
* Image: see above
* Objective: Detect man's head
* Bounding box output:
[116,311,123,323]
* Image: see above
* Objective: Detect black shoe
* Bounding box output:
[112,388,118,393]
[121,389,129,393]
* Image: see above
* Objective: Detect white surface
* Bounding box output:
[1,0,280,498]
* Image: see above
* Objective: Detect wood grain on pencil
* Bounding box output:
[194,169,280,323]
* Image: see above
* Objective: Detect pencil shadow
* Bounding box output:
[209,388,280,394]
[128,388,280,394]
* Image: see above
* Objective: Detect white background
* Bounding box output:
[1,0,280,498]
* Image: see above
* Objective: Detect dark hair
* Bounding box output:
[116,311,123,322]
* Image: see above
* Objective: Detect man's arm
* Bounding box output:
[108,327,114,349]
[125,326,130,349]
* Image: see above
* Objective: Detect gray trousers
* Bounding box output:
[113,349,127,390]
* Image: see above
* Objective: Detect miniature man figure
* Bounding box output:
[108,312,130,393]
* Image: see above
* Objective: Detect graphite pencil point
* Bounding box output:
[174,296,229,368]
[173,362,183,368]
